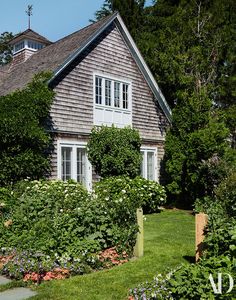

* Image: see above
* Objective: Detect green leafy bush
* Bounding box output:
[129,256,236,299]
[94,176,166,215]
[0,72,55,186]
[169,256,235,299]
[1,177,154,258]
[215,171,236,217]
[87,125,142,178]
[1,250,93,280]
[0,180,93,256]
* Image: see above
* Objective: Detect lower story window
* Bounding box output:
[140,148,157,181]
[58,142,92,190]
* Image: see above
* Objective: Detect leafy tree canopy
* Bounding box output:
[92,0,146,38]
[0,32,14,65]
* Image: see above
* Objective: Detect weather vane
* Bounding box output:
[25,5,33,29]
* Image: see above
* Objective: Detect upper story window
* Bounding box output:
[94,74,132,127]
[13,39,44,54]
[13,41,25,53]
[27,40,43,50]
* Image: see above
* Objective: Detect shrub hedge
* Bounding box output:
[87,125,142,178]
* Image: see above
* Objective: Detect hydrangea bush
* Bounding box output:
[0,177,166,280]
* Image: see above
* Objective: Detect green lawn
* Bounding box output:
[29,210,194,300]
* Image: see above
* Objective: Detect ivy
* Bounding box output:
[0,72,55,185]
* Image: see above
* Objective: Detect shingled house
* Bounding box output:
[0,12,171,190]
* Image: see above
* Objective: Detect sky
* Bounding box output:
[0,0,153,42]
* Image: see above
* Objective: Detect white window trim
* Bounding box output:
[57,139,92,191]
[140,146,158,182]
[93,72,132,127]
[13,39,43,54]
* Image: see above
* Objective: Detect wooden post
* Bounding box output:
[133,208,144,257]
[195,213,208,262]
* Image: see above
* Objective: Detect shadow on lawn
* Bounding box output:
[183,255,195,263]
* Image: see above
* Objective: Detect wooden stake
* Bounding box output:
[133,208,144,257]
[195,213,208,262]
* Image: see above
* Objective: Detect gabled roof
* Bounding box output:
[9,29,52,46]
[0,12,171,121]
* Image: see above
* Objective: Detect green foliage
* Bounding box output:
[164,93,230,206]
[134,0,235,206]
[0,32,14,65]
[169,256,236,300]
[87,125,142,178]
[0,72,55,186]
[94,176,166,215]
[1,250,93,280]
[130,256,236,299]
[204,217,236,258]
[195,170,236,258]
[92,0,146,38]
[129,272,174,299]
[1,177,155,259]
[215,171,236,218]
[0,180,90,256]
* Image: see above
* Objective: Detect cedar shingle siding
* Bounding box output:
[0,13,170,183]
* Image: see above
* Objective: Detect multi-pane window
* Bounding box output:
[14,41,25,53]
[77,148,86,185]
[61,147,72,181]
[95,77,102,104]
[105,80,111,106]
[140,149,157,181]
[28,40,43,50]
[60,144,91,189]
[147,152,154,180]
[122,84,129,109]
[114,82,120,107]
[95,75,130,109]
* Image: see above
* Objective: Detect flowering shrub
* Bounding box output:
[129,256,236,299]
[0,178,166,282]
[95,176,166,215]
[0,178,152,280]
[0,180,92,256]
[0,249,94,282]
[129,272,174,299]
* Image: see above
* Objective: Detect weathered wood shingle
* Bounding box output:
[0,15,114,96]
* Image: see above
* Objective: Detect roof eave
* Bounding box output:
[114,14,172,123]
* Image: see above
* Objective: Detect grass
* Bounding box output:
[29,209,195,300]
[0,280,25,293]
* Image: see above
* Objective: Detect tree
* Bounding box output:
[87,125,142,178]
[0,32,14,65]
[136,0,236,206]
[0,72,55,186]
[163,92,230,206]
[92,0,146,38]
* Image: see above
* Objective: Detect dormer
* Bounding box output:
[9,29,52,66]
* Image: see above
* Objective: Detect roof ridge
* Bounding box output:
[54,13,115,44]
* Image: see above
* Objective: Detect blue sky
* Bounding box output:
[0,0,153,42]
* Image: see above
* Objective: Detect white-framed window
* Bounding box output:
[58,141,92,190]
[13,39,44,54]
[13,41,25,53]
[27,40,43,50]
[94,73,132,127]
[140,147,158,181]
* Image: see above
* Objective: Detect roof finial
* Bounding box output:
[25,5,33,29]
